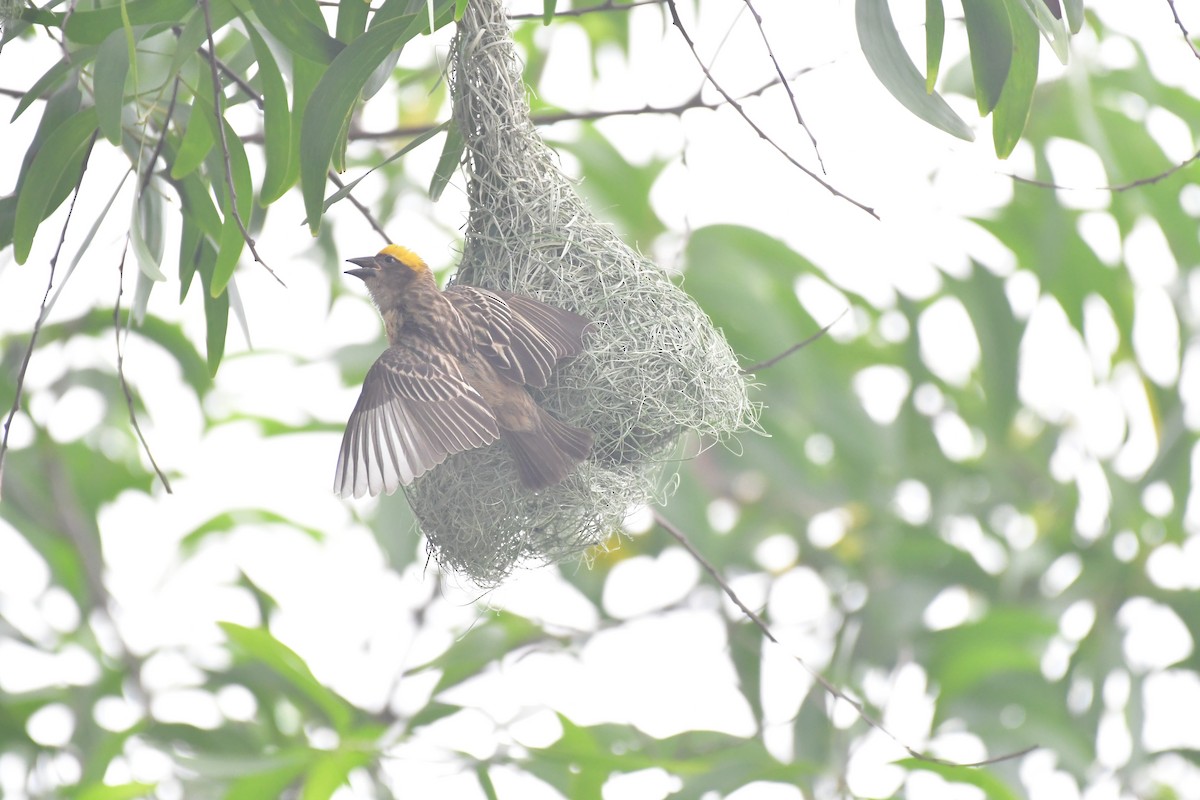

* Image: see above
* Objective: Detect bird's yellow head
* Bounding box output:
[376,244,429,273]
[345,244,432,288]
[345,245,434,312]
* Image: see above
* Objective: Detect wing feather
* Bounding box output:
[444,285,591,388]
[334,342,500,498]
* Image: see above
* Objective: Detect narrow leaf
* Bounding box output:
[248,0,343,64]
[171,95,216,180]
[1017,0,1071,64]
[925,0,945,94]
[64,0,195,44]
[335,0,369,42]
[301,15,425,234]
[179,215,202,301]
[362,48,401,100]
[992,0,1040,158]
[1064,0,1083,32]
[855,0,974,141]
[963,0,1013,115]
[12,57,88,122]
[191,240,227,372]
[13,107,97,263]
[76,781,158,800]
[210,215,245,298]
[203,272,229,373]
[244,20,294,204]
[220,622,355,732]
[131,194,167,281]
[428,119,464,201]
[301,750,371,800]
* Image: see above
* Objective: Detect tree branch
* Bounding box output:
[1008,146,1200,192]
[662,0,876,218]
[113,247,174,493]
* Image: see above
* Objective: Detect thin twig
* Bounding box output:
[739,0,824,172]
[327,171,393,245]
[508,0,664,20]
[138,76,181,197]
[1009,146,1200,192]
[312,63,828,147]
[198,43,264,110]
[652,511,1039,769]
[0,130,98,501]
[200,0,285,287]
[1166,0,1200,62]
[113,246,173,493]
[741,309,847,373]
[662,0,876,218]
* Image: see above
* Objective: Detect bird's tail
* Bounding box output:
[503,408,593,490]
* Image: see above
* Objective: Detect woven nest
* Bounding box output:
[405,0,757,585]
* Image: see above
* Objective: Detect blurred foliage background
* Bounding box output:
[2,0,1200,798]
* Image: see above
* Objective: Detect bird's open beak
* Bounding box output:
[344,256,378,280]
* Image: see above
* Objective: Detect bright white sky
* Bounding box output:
[1,1,1199,798]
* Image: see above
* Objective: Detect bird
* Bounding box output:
[334,244,594,498]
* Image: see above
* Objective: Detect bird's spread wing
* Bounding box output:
[335,343,500,498]
[445,285,591,388]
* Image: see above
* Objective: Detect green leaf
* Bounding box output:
[171,94,216,180]
[429,119,464,201]
[75,781,158,800]
[181,509,325,552]
[542,0,555,25]
[1018,0,1071,64]
[195,241,230,373]
[992,0,1039,158]
[335,0,369,42]
[131,190,167,282]
[220,622,356,732]
[855,0,974,141]
[12,106,97,264]
[244,20,294,204]
[476,764,499,800]
[12,57,88,123]
[1064,0,1083,32]
[248,0,343,64]
[301,749,372,800]
[300,14,425,235]
[203,288,228,374]
[179,216,202,301]
[925,0,945,94]
[284,56,324,204]
[963,0,1013,116]
[64,0,195,44]
[225,755,309,800]
[210,215,245,298]
[362,48,401,100]
[405,612,546,694]
[173,167,224,240]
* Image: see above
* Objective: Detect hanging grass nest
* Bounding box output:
[405,0,757,586]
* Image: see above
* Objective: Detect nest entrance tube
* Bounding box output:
[406,0,757,586]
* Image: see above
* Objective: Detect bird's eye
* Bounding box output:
[384,255,397,264]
